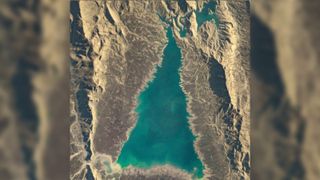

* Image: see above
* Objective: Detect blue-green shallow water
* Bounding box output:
[196,0,219,29]
[179,0,218,38]
[117,28,204,178]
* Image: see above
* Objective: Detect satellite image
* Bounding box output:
[2,0,320,180]
[70,0,250,179]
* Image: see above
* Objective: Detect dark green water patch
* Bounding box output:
[180,27,188,37]
[196,0,219,29]
[177,16,188,38]
[178,0,188,13]
[117,28,204,178]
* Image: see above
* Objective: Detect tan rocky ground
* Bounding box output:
[70,0,250,179]
[252,0,320,179]
[0,0,69,180]
[1,0,320,180]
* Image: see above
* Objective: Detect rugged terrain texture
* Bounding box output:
[252,0,320,180]
[175,1,250,179]
[0,0,69,180]
[70,0,250,179]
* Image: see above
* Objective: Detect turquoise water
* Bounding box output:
[179,0,219,37]
[117,28,204,178]
[177,17,188,38]
[180,27,187,37]
[196,0,219,29]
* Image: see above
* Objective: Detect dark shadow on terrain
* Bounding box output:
[207,58,245,172]
[76,82,92,120]
[250,15,289,135]
[251,14,285,137]
[12,60,39,130]
[165,0,175,13]
[70,1,89,47]
[104,6,115,25]
[76,82,93,161]
[251,14,305,179]
[1,0,69,179]
[208,58,231,109]
[11,45,38,180]
[251,16,283,94]
[86,165,94,180]
[9,1,41,177]
[70,0,94,171]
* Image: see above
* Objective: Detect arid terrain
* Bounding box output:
[251,0,320,179]
[70,0,250,179]
[1,0,319,180]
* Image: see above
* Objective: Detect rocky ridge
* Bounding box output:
[70,0,250,179]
